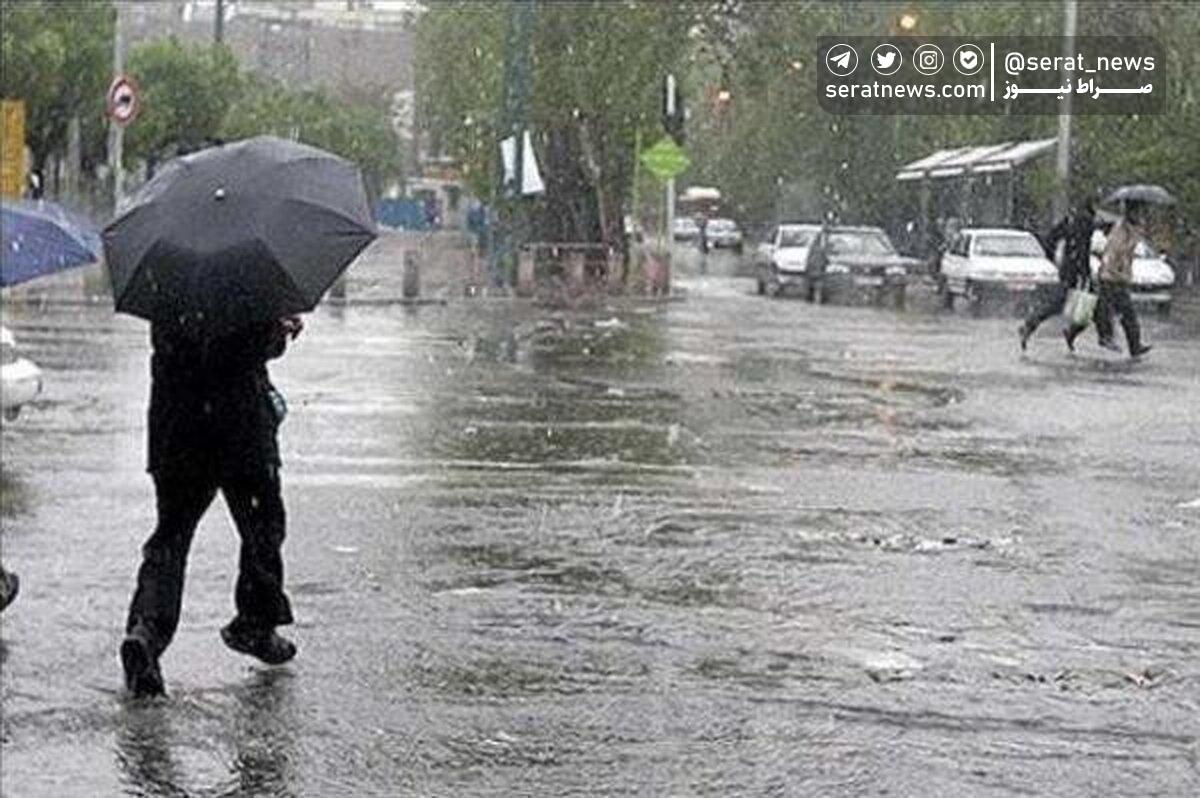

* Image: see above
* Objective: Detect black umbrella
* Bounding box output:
[1103,184,1176,206]
[103,136,376,330]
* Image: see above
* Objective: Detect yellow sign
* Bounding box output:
[1,100,26,198]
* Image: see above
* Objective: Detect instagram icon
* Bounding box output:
[914,44,944,75]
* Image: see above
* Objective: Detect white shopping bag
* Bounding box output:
[1064,287,1098,327]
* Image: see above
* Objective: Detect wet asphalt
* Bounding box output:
[1,243,1198,796]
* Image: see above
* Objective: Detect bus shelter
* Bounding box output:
[895,138,1056,258]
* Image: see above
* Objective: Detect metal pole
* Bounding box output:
[630,127,641,284]
[215,0,225,45]
[664,74,676,283]
[107,1,125,212]
[1054,0,1077,220]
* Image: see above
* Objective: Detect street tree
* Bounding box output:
[123,38,241,168]
[0,0,114,175]
[222,76,403,201]
[416,1,698,250]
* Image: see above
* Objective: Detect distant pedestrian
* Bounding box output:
[1094,202,1153,358]
[1019,197,1101,352]
[121,313,304,697]
[26,170,43,200]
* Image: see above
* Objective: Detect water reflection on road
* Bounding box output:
[2,252,1198,795]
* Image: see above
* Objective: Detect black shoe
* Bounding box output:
[221,621,296,665]
[0,569,18,612]
[121,628,165,698]
[1130,344,1152,358]
[1018,324,1032,352]
[1098,338,1121,352]
[1063,328,1078,353]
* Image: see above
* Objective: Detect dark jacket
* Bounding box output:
[1043,208,1096,289]
[148,318,288,476]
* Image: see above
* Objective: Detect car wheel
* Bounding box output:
[756,278,765,295]
[938,277,955,310]
[1156,301,1171,318]
[3,406,19,421]
[965,281,985,316]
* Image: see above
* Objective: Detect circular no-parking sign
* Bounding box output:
[107,76,140,126]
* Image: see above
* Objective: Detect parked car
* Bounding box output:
[672,216,701,242]
[939,228,1059,308]
[705,217,743,252]
[1089,229,1175,315]
[1,326,42,421]
[755,223,821,295]
[804,226,918,307]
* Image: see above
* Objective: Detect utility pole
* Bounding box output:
[215,0,225,45]
[490,0,534,287]
[664,73,677,266]
[1054,0,1077,220]
[107,1,126,212]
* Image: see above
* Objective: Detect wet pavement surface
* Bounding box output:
[2,246,1199,795]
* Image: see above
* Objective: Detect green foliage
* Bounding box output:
[415,1,697,244]
[0,0,114,169]
[223,76,403,197]
[123,38,241,164]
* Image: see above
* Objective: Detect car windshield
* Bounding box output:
[674,218,697,230]
[1134,240,1156,258]
[709,219,736,231]
[779,228,816,247]
[973,234,1045,258]
[828,231,895,256]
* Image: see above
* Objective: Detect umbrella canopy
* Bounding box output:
[1,199,102,287]
[1104,184,1176,206]
[103,135,377,330]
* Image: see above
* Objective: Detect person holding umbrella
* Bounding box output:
[1094,199,1154,358]
[104,137,377,697]
[119,311,305,696]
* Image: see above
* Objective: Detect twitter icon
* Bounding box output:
[871,43,903,76]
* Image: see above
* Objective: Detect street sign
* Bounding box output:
[640,136,690,180]
[106,76,140,126]
[0,100,25,198]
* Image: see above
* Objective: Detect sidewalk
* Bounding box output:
[0,229,481,309]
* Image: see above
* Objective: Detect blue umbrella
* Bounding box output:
[1,198,102,287]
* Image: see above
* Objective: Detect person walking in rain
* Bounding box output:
[121,313,304,697]
[1019,196,1103,352]
[1094,201,1153,358]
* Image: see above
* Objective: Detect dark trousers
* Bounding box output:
[1022,283,1087,338]
[1094,279,1142,352]
[1023,283,1068,333]
[126,466,293,657]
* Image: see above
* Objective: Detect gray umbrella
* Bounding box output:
[1103,184,1176,206]
[103,136,376,330]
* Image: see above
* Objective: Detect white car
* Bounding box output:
[939,228,1058,305]
[1089,229,1175,314]
[672,216,701,242]
[1,326,42,421]
[705,218,743,251]
[755,223,821,295]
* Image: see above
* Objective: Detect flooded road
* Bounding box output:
[3,247,1199,795]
